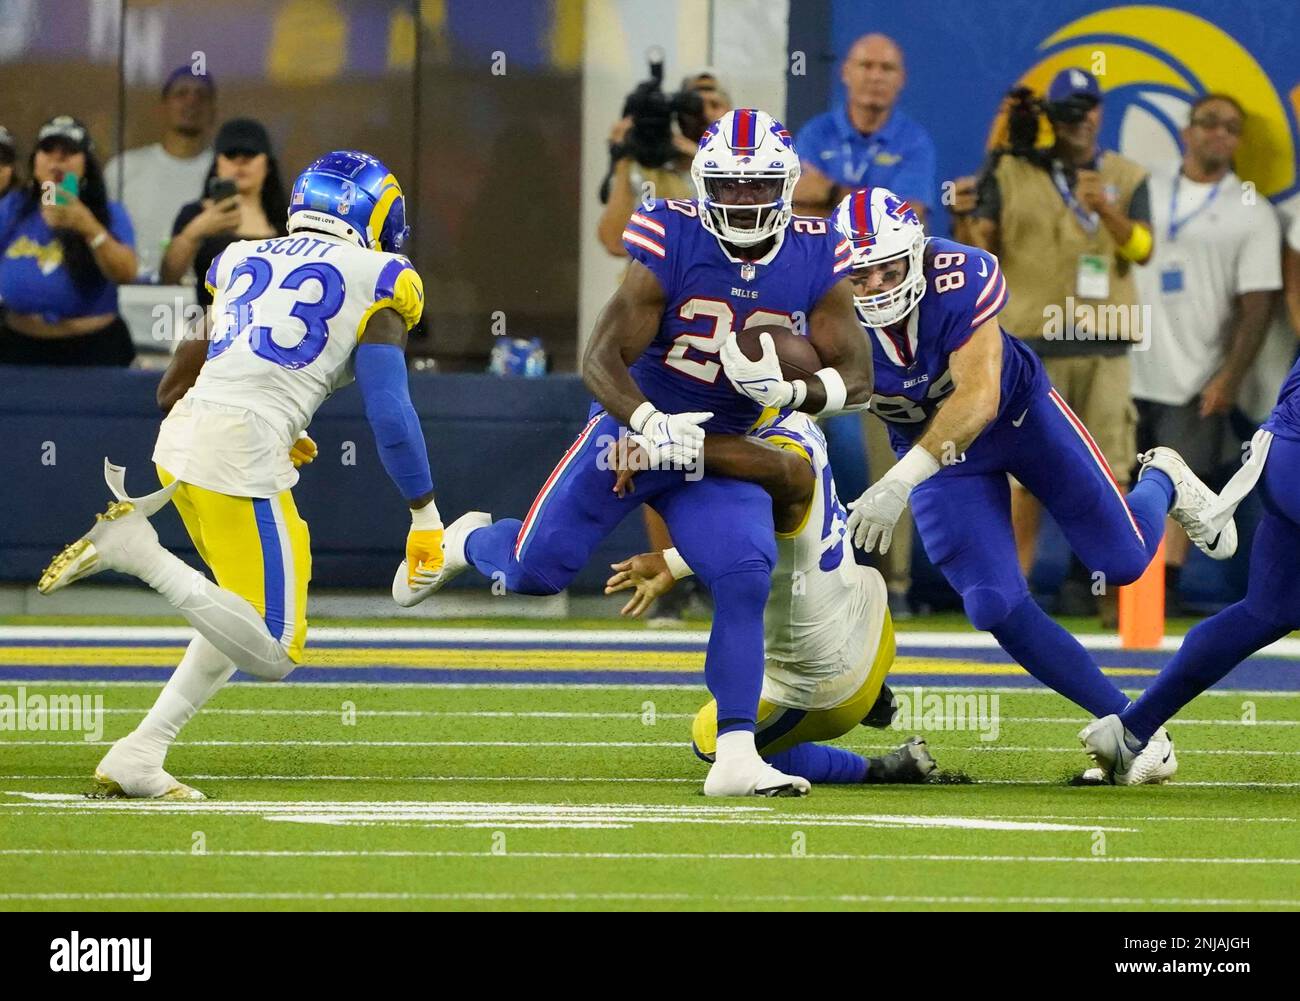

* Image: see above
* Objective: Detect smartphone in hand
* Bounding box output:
[206,177,238,202]
[55,172,80,205]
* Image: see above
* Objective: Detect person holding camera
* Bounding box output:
[949,68,1153,620]
[0,116,138,365]
[161,119,288,305]
[595,69,731,258]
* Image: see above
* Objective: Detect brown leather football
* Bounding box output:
[733,324,822,380]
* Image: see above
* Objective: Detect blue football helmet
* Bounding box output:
[287,150,410,253]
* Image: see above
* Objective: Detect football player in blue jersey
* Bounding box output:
[1081,359,1300,782]
[396,109,874,797]
[833,186,1239,783]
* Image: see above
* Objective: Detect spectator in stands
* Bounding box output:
[104,65,216,282]
[161,119,287,305]
[1132,94,1281,608]
[596,71,731,257]
[953,68,1154,622]
[792,33,937,222]
[0,126,17,201]
[0,116,137,366]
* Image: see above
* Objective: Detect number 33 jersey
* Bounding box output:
[621,199,843,434]
[864,237,1044,456]
[154,233,423,497]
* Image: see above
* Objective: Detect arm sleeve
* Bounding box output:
[354,341,434,501]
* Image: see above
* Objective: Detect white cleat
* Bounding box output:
[392,511,492,607]
[703,757,811,797]
[1079,714,1178,786]
[91,737,205,800]
[1138,447,1237,560]
[38,461,177,595]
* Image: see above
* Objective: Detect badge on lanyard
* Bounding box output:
[1077,253,1109,299]
[1160,261,1185,295]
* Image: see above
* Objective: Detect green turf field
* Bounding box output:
[2,678,1297,911]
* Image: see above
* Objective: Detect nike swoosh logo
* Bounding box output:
[1011,409,1028,427]
[977,260,988,278]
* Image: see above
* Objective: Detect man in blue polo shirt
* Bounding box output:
[793,33,938,224]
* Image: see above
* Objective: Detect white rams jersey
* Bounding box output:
[153,232,423,497]
[751,410,889,709]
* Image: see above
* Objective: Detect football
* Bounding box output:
[733,323,823,381]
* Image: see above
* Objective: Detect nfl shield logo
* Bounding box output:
[740,263,756,282]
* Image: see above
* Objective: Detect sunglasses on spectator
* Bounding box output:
[1190,115,1243,135]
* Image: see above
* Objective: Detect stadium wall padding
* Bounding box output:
[0,368,647,592]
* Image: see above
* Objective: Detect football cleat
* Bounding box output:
[38,461,177,595]
[703,757,811,797]
[1079,715,1178,785]
[392,511,491,607]
[1138,447,1237,560]
[91,737,205,800]
[864,736,937,783]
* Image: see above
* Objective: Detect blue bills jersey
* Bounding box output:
[862,237,1045,453]
[621,199,843,433]
[1263,355,1300,442]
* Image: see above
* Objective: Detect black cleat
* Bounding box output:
[861,683,898,729]
[864,736,938,784]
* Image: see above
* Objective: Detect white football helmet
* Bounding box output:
[832,187,927,327]
[691,109,800,247]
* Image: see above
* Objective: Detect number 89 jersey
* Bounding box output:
[864,237,1044,456]
[154,233,423,497]
[621,198,843,434]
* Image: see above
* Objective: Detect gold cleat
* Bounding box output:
[37,500,138,595]
[90,770,206,801]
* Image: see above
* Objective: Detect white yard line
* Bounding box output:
[3,624,1297,659]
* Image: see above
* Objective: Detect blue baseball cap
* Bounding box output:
[162,64,216,98]
[1047,68,1101,104]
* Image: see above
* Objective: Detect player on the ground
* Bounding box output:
[38,151,440,799]
[1081,359,1300,782]
[833,185,1239,784]
[604,409,937,785]
[395,109,874,797]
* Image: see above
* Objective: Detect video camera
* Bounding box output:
[614,48,705,169]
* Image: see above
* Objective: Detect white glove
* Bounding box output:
[846,476,911,554]
[719,331,804,409]
[629,407,712,466]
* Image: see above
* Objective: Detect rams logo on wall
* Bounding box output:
[1009,5,1297,199]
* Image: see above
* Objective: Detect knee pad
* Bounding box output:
[964,586,1020,632]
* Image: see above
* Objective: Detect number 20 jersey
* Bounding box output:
[865,237,1045,456]
[153,232,424,497]
[621,199,844,434]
